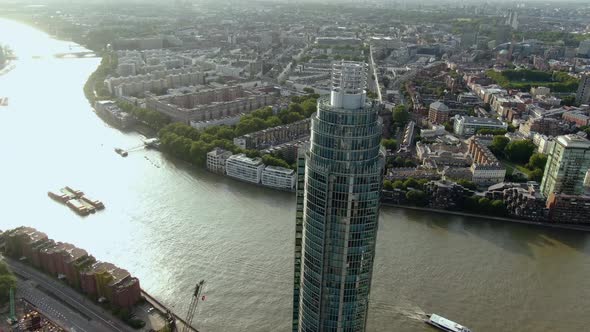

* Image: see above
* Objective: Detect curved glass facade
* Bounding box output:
[294,62,384,332]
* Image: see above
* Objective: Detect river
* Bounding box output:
[1,18,590,332]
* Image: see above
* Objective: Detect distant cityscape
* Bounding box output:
[1,0,590,331]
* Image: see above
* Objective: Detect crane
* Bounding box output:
[181,280,205,332]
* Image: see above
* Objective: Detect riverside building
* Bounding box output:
[540,135,590,198]
[293,61,385,332]
[225,153,264,184]
[261,166,296,190]
[206,148,233,174]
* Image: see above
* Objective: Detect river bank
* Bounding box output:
[382,202,590,232]
[4,17,590,332]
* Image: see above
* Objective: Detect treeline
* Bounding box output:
[485,69,579,93]
[520,31,589,47]
[488,136,547,181]
[83,54,117,103]
[383,177,507,216]
[0,261,16,304]
[158,94,319,168]
[117,101,170,131]
[384,178,430,206]
[464,196,506,217]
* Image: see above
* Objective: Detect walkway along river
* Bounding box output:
[1,18,590,332]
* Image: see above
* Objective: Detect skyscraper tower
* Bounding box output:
[293,61,385,332]
[576,74,590,105]
[540,135,590,198]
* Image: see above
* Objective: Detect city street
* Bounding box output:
[7,258,133,332]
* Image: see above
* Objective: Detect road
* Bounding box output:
[368,44,382,102]
[6,258,133,332]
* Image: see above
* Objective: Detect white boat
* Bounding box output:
[426,314,472,332]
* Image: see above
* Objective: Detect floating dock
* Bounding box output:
[48,186,105,216]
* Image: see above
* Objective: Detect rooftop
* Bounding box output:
[264,165,295,175]
[557,134,590,149]
[458,115,505,126]
[430,101,449,112]
[228,153,263,166]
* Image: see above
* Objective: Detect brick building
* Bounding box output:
[2,227,141,309]
[428,101,450,125]
[547,193,590,224]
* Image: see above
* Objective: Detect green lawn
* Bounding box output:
[500,158,531,178]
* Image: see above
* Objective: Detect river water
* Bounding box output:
[1,18,590,332]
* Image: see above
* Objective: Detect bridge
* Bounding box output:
[54,51,97,58]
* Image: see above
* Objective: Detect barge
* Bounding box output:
[48,186,105,216]
[426,314,472,332]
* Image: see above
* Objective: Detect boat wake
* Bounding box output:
[397,302,428,322]
[373,297,428,322]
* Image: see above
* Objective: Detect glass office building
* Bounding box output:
[293,61,385,332]
[540,134,590,197]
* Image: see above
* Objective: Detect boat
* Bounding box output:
[114,148,128,157]
[426,314,472,332]
[0,97,8,106]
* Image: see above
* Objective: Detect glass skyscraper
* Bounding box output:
[540,134,590,197]
[293,61,385,332]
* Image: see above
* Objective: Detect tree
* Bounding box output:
[392,105,410,127]
[406,190,428,206]
[490,200,507,216]
[381,139,397,151]
[383,180,393,190]
[392,180,404,190]
[303,87,315,94]
[529,168,545,182]
[526,153,548,171]
[187,141,206,165]
[301,99,317,117]
[561,95,577,106]
[288,103,304,115]
[216,126,236,140]
[443,121,453,132]
[244,149,261,158]
[403,178,420,190]
[489,136,510,156]
[281,111,304,124]
[262,154,291,169]
[456,179,477,190]
[264,116,282,128]
[505,140,536,164]
[0,274,16,304]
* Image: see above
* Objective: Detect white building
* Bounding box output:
[471,164,506,186]
[453,115,507,136]
[532,133,554,154]
[530,86,551,97]
[206,148,233,174]
[261,166,296,190]
[420,125,446,138]
[225,153,264,184]
[116,62,136,77]
[191,114,243,130]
